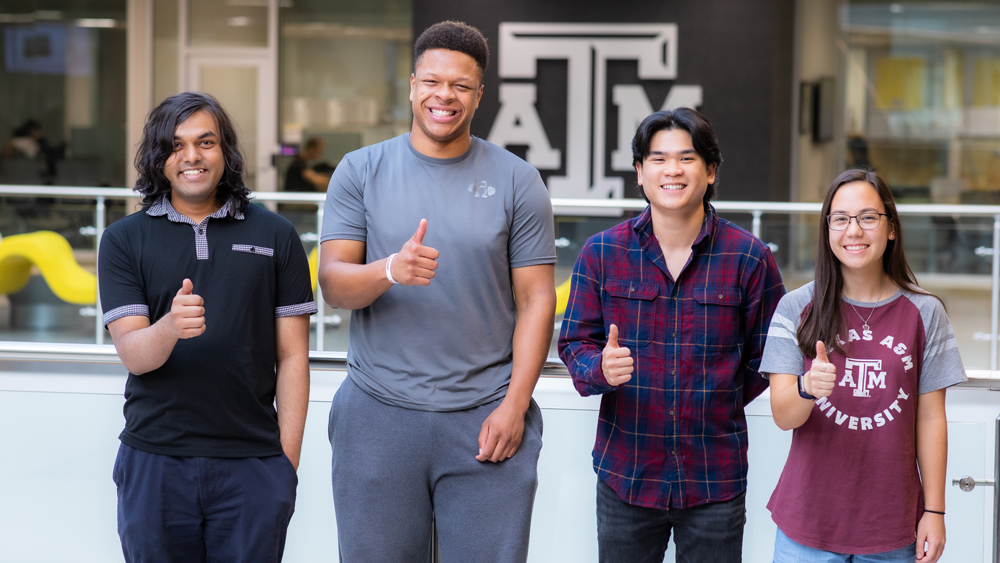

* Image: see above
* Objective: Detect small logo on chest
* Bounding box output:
[469,181,496,198]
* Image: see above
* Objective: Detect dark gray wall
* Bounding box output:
[413,0,795,202]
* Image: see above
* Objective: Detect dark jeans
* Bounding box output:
[113,443,298,563]
[596,479,746,563]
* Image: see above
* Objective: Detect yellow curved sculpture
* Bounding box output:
[308,246,319,290]
[556,276,572,316]
[0,231,97,305]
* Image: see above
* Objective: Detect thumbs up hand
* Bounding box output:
[601,324,634,386]
[389,219,439,286]
[169,278,206,339]
[804,341,836,398]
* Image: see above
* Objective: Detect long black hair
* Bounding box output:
[797,168,935,358]
[134,92,250,213]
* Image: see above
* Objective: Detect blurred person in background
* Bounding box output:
[284,136,332,192]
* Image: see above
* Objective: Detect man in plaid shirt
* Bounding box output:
[558,108,784,562]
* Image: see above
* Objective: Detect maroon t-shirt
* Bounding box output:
[761,286,966,554]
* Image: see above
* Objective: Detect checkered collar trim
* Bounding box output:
[146,195,245,222]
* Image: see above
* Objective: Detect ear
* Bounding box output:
[409,73,416,102]
[475,83,484,109]
[888,230,895,240]
[706,162,718,186]
[635,161,643,186]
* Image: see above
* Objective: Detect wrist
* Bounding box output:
[385,253,399,285]
[797,371,817,400]
[501,388,532,413]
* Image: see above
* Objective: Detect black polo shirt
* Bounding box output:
[98,195,317,458]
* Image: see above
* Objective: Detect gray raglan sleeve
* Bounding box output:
[915,294,967,394]
[759,287,813,378]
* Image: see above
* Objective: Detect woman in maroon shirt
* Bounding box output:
[761,169,965,562]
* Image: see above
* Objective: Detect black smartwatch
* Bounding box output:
[797,370,817,400]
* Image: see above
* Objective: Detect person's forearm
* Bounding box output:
[917,392,948,512]
[506,291,556,412]
[319,257,394,310]
[113,316,180,375]
[769,374,815,431]
[276,352,310,469]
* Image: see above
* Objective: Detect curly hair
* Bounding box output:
[414,21,489,78]
[134,92,250,213]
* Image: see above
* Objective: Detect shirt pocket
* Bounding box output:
[602,279,659,347]
[232,244,274,257]
[693,286,742,354]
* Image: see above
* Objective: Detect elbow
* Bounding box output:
[318,273,348,310]
[769,400,804,431]
[771,410,807,431]
[119,358,148,376]
[772,417,797,432]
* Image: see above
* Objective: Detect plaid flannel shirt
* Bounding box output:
[558,204,784,509]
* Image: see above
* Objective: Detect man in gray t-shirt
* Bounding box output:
[319,21,556,562]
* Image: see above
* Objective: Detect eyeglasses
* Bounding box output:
[826,213,887,231]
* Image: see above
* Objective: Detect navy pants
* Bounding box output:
[597,479,746,563]
[113,443,298,563]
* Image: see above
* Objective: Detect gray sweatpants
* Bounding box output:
[329,377,544,563]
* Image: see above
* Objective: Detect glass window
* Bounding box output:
[188,0,268,48]
[278,0,412,190]
[0,2,127,343]
[841,3,1000,206]
[0,2,127,188]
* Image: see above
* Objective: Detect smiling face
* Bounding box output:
[635,128,716,220]
[409,48,483,158]
[828,181,895,276]
[163,110,225,212]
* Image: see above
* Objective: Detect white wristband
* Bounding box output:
[385,253,400,285]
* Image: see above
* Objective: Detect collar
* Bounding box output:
[633,202,718,249]
[146,195,244,222]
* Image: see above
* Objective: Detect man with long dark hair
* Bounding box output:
[319,21,556,562]
[559,108,785,562]
[98,92,316,562]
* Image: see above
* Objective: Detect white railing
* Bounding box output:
[3,184,1000,374]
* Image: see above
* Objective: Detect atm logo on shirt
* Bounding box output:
[839,358,886,398]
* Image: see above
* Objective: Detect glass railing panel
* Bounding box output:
[2,186,999,374]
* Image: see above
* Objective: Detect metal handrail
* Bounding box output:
[3,184,1000,370]
[0,341,995,384]
[8,184,1000,215]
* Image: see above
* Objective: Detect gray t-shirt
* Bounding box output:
[322,134,557,411]
[760,281,966,394]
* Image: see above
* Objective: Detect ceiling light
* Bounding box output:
[76,18,116,28]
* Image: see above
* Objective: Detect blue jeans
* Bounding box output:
[773,526,917,562]
[596,479,746,563]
